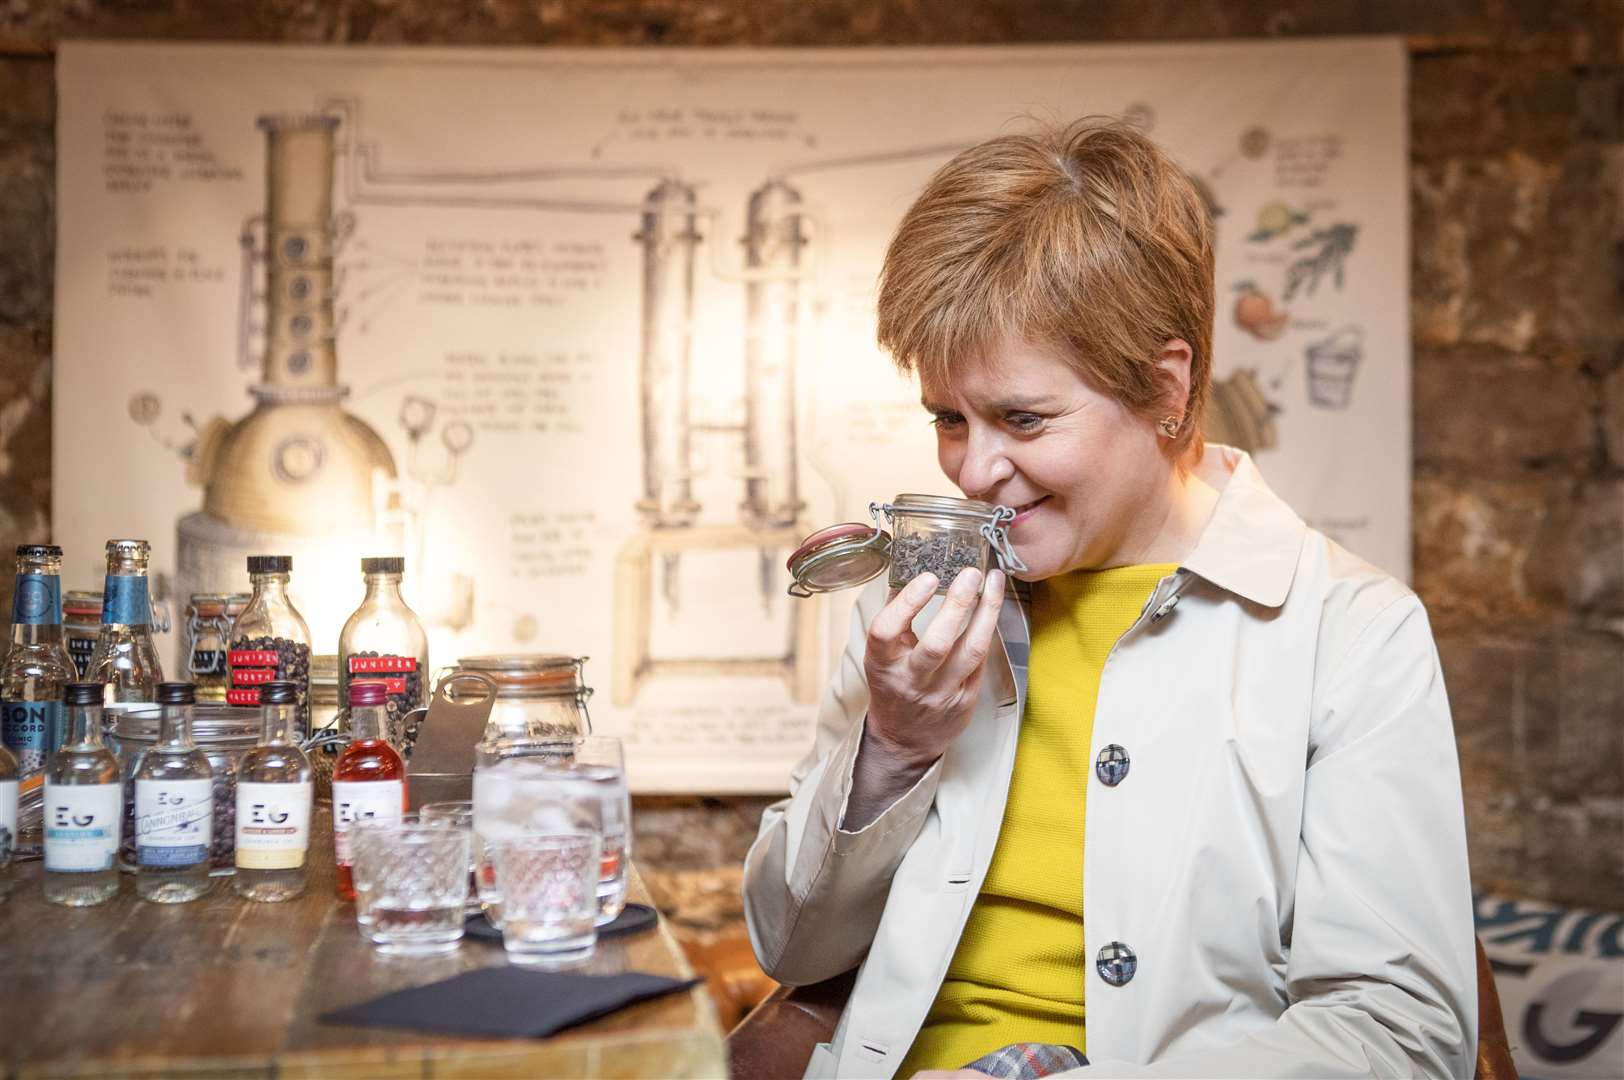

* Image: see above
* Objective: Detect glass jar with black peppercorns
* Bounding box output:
[785,495,1026,598]
[336,557,428,754]
[226,556,312,739]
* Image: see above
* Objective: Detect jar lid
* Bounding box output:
[786,522,892,597]
[64,590,102,615]
[889,493,998,518]
[455,654,587,697]
[189,592,251,617]
[110,703,261,743]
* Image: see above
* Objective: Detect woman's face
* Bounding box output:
[922,337,1176,579]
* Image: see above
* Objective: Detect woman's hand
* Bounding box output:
[863,566,1006,771]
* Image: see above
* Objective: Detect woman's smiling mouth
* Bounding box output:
[1009,497,1049,526]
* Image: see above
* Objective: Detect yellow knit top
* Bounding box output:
[897,563,1176,1075]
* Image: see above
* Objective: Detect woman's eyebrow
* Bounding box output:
[921,394,1061,412]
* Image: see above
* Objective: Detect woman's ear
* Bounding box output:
[1154,338,1194,422]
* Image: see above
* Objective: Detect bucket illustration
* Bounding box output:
[1306,326,1361,410]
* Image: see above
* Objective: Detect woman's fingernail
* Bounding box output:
[907,573,938,599]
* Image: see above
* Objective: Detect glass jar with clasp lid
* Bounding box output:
[62,590,102,679]
[183,593,250,703]
[785,494,1026,597]
[450,655,593,742]
[106,701,259,876]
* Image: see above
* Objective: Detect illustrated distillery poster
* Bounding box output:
[54,40,1407,792]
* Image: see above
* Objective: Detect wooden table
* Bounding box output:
[1,809,727,1079]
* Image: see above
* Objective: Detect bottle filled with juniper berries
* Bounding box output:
[234,680,313,902]
[332,679,407,901]
[337,556,428,753]
[43,682,122,906]
[133,681,214,903]
[228,556,311,739]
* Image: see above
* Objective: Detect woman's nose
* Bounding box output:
[956,428,1015,499]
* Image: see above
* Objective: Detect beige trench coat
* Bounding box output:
[743,447,1478,1078]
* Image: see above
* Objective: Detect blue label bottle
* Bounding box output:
[1,545,74,778]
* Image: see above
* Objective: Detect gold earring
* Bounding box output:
[1157,415,1181,438]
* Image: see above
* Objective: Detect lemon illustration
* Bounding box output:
[1256,201,1295,235]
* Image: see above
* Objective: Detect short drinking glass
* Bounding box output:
[489,833,601,968]
[420,800,480,916]
[568,736,631,924]
[351,818,470,956]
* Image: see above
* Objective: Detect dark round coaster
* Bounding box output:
[600,902,659,938]
[463,902,659,943]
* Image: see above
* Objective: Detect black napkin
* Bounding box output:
[464,902,658,943]
[319,966,702,1038]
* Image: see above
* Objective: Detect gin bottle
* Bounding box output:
[228,556,311,738]
[43,682,122,906]
[234,680,313,902]
[1,545,74,786]
[338,556,428,750]
[332,679,406,901]
[0,738,16,902]
[87,539,164,703]
[133,682,214,903]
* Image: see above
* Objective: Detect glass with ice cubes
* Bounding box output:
[473,735,631,927]
[472,741,605,930]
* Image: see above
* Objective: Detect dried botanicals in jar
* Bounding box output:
[786,495,1023,598]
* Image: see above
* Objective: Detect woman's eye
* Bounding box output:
[930,412,965,430]
[1006,412,1044,432]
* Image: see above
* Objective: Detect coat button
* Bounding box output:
[1095,744,1130,787]
[1096,941,1137,986]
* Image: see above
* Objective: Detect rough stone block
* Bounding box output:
[1413,147,1617,357]
[0,321,52,622]
[1520,800,1624,908]
[0,61,54,144]
[1462,791,1530,901]
[1412,347,1594,471]
[1516,633,1624,801]
[1438,637,1520,797]
[0,145,53,327]
[1547,144,1624,359]
[1603,364,1624,469]
[1412,469,1563,636]
[632,795,775,871]
[1412,153,1560,352]
[1525,479,1624,613]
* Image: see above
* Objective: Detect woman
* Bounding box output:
[742,118,1477,1079]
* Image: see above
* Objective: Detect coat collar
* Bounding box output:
[1178,445,1306,609]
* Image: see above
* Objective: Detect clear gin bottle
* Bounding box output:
[234,680,313,902]
[43,682,122,906]
[133,682,214,903]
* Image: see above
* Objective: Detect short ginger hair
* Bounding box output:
[876,116,1215,459]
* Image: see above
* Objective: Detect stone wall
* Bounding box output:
[1,2,1620,931]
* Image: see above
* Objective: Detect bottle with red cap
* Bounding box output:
[331,679,407,901]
